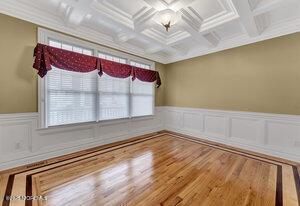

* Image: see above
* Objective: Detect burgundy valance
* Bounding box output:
[33,43,161,87]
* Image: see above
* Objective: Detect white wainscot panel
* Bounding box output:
[163,106,300,162]
[183,113,203,133]
[266,121,300,149]
[99,121,130,140]
[204,115,226,138]
[0,121,32,161]
[36,125,95,152]
[230,117,263,145]
[0,108,164,170]
[165,110,182,129]
[131,117,163,134]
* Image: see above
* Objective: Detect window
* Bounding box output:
[41,32,155,127]
[130,61,154,117]
[98,53,129,121]
[46,40,97,126]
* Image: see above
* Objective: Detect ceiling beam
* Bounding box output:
[143,0,167,10]
[62,0,93,26]
[133,8,157,32]
[169,0,197,11]
[115,32,136,43]
[252,0,295,15]
[231,0,260,37]
[145,45,165,54]
[178,15,219,47]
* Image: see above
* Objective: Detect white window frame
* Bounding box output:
[38,28,155,128]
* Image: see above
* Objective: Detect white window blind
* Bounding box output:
[98,53,130,120]
[47,40,96,126]
[130,61,154,117]
[43,38,155,127]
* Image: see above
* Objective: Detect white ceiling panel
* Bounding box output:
[189,0,225,20]
[107,0,148,17]
[263,2,300,29]
[214,19,245,40]
[0,0,300,63]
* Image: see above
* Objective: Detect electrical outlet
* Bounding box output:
[14,142,21,150]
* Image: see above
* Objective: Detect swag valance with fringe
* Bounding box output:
[33,43,161,87]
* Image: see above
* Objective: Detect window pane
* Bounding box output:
[48,91,96,126]
[48,68,97,92]
[99,53,106,59]
[119,59,126,64]
[130,61,154,117]
[98,73,130,120]
[47,67,97,126]
[98,52,126,63]
[73,46,83,54]
[61,44,72,51]
[132,79,153,95]
[83,49,92,56]
[131,95,153,117]
[49,40,61,48]
[99,94,129,120]
[97,53,130,121]
[130,61,150,70]
[98,74,130,93]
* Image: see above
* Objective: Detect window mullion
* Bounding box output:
[95,49,100,122]
[44,74,48,128]
[128,58,132,118]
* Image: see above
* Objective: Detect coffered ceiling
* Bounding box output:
[0,0,300,63]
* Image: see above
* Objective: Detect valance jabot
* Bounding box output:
[33,43,161,87]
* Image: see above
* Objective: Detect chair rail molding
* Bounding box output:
[1,106,300,170]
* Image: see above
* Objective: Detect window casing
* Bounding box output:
[38,28,155,128]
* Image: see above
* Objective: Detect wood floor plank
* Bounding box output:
[45,139,209,206]
[0,174,9,205]
[9,174,26,206]
[38,136,185,193]
[124,147,219,206]
[282,165,298,206]
[2,133,299,206]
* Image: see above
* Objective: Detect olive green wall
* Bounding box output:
[0,14,165,113]
[0,14,38,113]
[155,62,166,106]
[164,32,300,115]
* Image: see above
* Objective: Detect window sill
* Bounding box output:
[37,114,155,131]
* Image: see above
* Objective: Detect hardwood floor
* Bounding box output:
[0,132,299,206]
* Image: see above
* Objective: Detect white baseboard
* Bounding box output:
[1,106,300,170]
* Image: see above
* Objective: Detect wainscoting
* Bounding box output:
[1,106,300,170]
[164,106,300,162]
[0,108,164,170]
